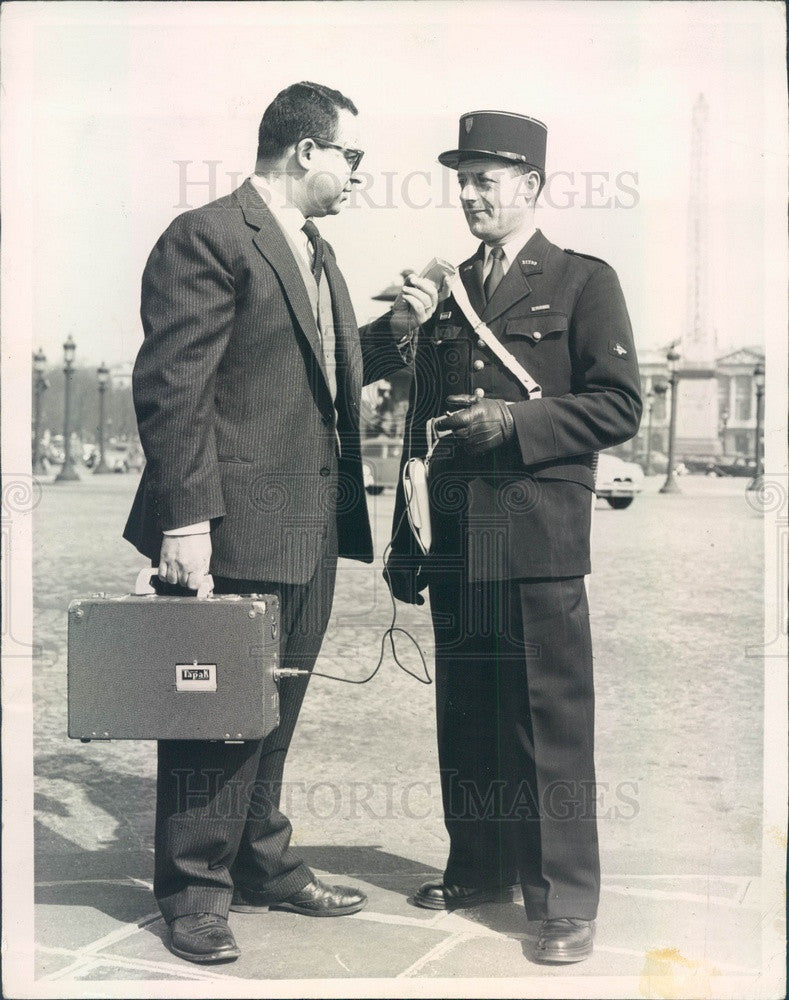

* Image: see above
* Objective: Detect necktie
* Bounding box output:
[483,245,505,303]
[301,220,324,283]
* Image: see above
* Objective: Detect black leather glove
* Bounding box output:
[383,554,428,606]
[434,394,515,456]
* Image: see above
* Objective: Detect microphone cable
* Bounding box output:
[289,319,433,687]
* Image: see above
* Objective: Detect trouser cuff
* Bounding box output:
[444,864,519,889]
[157,888,233,924]
[235,862,314,904]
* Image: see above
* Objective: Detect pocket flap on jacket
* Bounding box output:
[505,313,568,342]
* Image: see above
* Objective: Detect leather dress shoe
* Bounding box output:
[533,918,595,963]
[414,879,517,910]
[231,877,367,917]
[168,913,240,963]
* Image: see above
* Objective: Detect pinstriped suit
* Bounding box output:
[124,179,403,922]
[124,178,401,582]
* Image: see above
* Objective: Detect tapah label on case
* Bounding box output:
[176,663,217,692]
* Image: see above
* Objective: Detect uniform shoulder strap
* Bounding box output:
[563,248,609,266]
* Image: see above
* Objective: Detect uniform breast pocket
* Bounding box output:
[504,312,568,345]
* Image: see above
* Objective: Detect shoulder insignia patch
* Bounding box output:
[609,340,629,358]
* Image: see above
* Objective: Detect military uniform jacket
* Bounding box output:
[390,229,643,580]
[124,179,402,584]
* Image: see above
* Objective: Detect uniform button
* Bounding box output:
[532,331,542,341]
[477,338,486,349]
[473,359,485,371]
[319,466,331,477]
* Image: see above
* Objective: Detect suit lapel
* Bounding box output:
[324,249,362,416]
[235,180,332,400]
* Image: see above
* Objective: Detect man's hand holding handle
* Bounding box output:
[159,533,213,594]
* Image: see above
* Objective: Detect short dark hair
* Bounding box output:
[256,81,358,162]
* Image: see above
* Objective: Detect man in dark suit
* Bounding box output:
[124,81,438,963]
[384,111,642,963]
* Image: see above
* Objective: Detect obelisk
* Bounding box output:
[675,94,722,456]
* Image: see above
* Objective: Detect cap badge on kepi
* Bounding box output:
[438,110,548,172]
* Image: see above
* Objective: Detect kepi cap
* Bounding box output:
[438,110,547,174]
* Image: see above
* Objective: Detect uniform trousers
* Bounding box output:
[153,548,337,923]
[428,573,600,921]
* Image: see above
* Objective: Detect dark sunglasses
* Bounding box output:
[310,137,365,172]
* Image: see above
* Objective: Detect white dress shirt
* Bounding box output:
[249,173,315,268]
[482,223,537,283]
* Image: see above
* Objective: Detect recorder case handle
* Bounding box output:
[134,566,215,600]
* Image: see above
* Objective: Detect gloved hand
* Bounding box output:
[383,554,428,606]
[434,394,515,456]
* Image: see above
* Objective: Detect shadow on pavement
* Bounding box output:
[35,748,157,925]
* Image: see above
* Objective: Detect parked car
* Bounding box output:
[595,452,644,509]
[361,435,403,494]
[709,455,757,478]
[682,454,719,475]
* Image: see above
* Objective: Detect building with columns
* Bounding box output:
[621,346,765,465]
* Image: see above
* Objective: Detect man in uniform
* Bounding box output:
[124,81,438,963]
[384,110,642,963]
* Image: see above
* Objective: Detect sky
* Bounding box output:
[2,0,786,369]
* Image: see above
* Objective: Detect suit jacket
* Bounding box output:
[390,229,643,580]
[124,179,401,583]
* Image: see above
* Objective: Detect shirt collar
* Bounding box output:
[249,173,309,248]
[483,223,537,269]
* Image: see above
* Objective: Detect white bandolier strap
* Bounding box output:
[448,274,543,399]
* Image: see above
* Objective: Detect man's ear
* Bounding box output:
[294,138,315,172]
[524,170,541,202]
[517,168,541,205]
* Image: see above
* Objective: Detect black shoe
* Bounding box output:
[533,918,595,963]
[168,913,240,963]
[231,877,367,917]
[414,879,517,910]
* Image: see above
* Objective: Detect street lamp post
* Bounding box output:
[659,347,682,494]
[54,335,80,482]
[93,362,112,474]
[719,406,729,455]
[32,348,49,475]
[645,380,667,477]
[747,361,765,491]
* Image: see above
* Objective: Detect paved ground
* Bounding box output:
[23,471,784,996]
